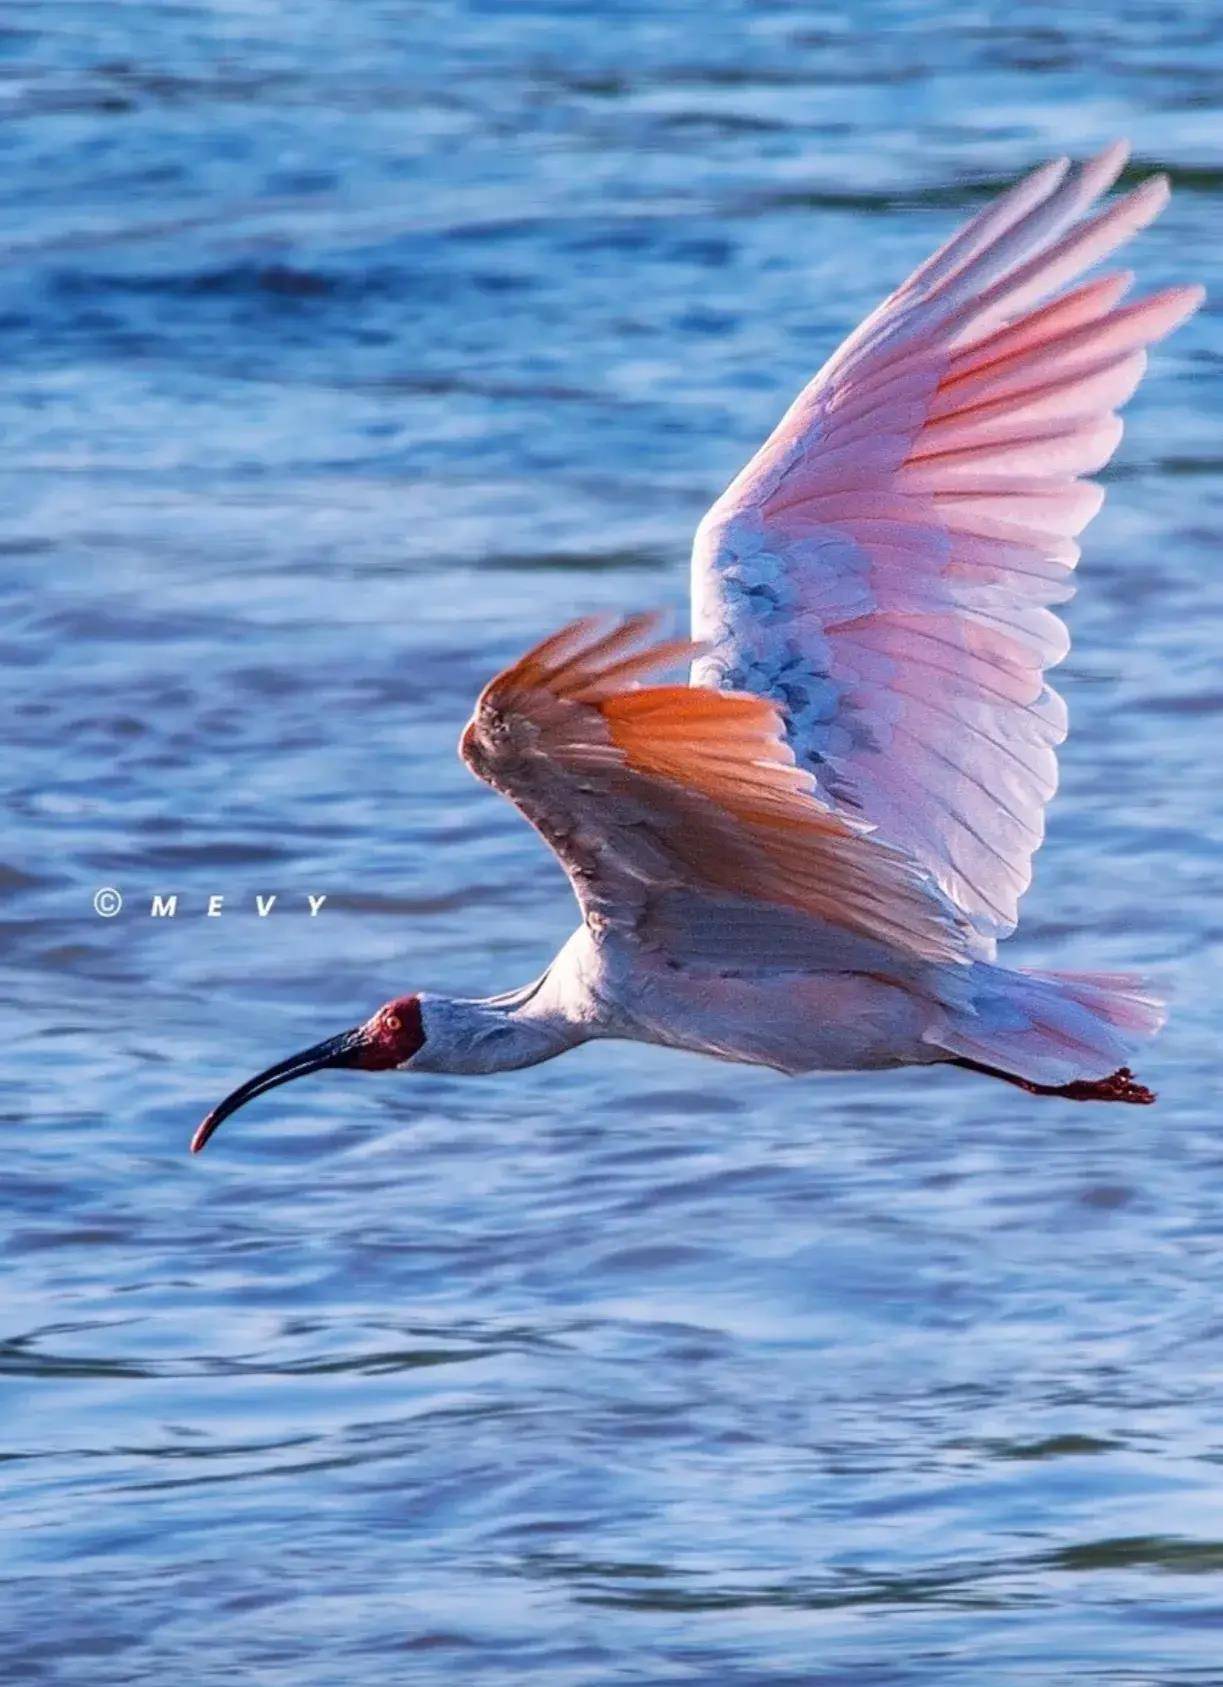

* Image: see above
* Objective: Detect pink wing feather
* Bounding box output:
[692,142,1202,945]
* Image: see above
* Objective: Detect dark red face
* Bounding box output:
[190,993,426,1152]
[356,995,426,1070]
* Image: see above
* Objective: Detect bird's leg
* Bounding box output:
[948,1056,1154,1105]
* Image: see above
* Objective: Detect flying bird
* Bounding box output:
[193,142,1202,1153]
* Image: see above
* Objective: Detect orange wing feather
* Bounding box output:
[461,616,969,962]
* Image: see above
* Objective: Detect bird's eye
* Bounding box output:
[385,1015,401,1032]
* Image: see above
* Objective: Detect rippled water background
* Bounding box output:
[3,4,1222,1682]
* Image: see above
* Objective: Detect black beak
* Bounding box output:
[191,1027,368,1154]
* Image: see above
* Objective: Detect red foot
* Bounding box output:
[951,1059,1155,1105]
[1052,1067,1155,1104]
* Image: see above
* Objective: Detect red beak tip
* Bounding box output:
[189,1121,212,1155]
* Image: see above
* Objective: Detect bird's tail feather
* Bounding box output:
[929,964,1166,1090]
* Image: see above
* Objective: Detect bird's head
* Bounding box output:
[190,994,425,1153]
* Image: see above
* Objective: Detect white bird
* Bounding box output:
[193,142,1202,1153]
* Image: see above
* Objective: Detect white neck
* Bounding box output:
[408,976,588,1076]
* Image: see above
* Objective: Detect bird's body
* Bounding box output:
[194,142,1201,1152]
[410,924,935,1079]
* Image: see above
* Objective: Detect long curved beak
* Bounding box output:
[191,1027,368,1155]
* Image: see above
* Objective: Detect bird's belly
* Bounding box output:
[626,965,938,1075]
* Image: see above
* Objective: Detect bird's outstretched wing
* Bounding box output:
[461,614,970,962]
[692,141,1202,947]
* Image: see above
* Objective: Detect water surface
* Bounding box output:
[3,4,1222,1682]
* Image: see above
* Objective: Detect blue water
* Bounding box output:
[3,5,1222,1682]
